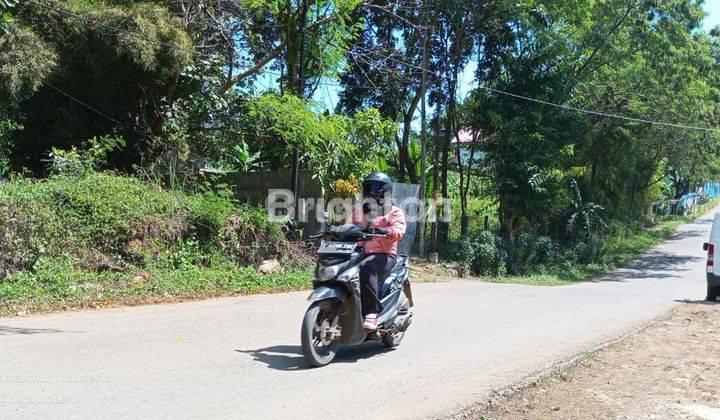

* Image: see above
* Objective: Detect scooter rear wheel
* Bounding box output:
[301,301,340,367]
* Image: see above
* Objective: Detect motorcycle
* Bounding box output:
[301,224,414,367]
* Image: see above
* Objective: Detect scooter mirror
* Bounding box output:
[319,211,329,229]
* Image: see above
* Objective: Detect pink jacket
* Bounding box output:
[351,205,406,255]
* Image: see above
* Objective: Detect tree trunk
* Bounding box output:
[499,197,518,274]
[456,128,477,237]
[438,111,450,244]
[394,133,406,183]
[455,121,467,236]
[417,10,429,257]
[400,88,423,184]
[439,64,459,243]
[429,114,441,254]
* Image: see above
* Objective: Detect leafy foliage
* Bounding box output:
[0,172,294,281]
[49,136,126,177]
[565,179,607,237]
[0,26,56,99]
[0,0,719,292]
[241,93,395,190]
[0,0,18,34]
[333,173,361,199]
[3,0,192,173]
[0,119,20,176]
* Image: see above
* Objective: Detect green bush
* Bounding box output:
[514,231,558,274]
[572,234,606,264]
[0,171,309,314]
[471,231,507,276]
[0,172,292,278]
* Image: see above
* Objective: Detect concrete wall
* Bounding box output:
[221,170,323,236]
[222,170,322,205]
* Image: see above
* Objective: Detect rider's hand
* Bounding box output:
[372,228,390,235]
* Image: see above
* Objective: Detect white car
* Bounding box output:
[703,213,720,301]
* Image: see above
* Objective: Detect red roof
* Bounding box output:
[451,128,482,144]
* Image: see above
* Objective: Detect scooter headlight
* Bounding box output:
[336,266,359,282]
[318,264,341,281]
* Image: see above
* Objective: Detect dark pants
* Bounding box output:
[359,253,396,316]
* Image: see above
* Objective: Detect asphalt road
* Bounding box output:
[1,207,715,419]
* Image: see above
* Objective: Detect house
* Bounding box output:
[450,127,486,167]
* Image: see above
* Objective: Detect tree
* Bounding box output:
[3,0,192,173]
[338,0,440,183]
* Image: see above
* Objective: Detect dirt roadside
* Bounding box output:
[461,301,720,420]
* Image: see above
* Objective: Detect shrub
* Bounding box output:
[219,205,290,267]
[333,174,361,199]
[514,231,558,274]
[567,234,606,265]
[471,231,507,276]
[186,188,237,242]
[0,172,293,281]
[0,204,42,280]
[49,136,126,177]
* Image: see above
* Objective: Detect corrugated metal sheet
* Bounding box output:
[392,183,420,255]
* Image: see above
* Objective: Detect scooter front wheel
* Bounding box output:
[301,300,341,367]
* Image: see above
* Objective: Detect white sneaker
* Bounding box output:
[362,314,379,330]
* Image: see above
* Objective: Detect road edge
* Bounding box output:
[443,307,682,419]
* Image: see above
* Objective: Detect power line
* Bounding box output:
[477,86,720,133]
[343,45,720,133]
[27,0,720,133]
[44,81,153,138]
[45,82,123,126]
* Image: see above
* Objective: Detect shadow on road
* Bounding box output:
[690,218,713,226]
[674,299,720,306]
[667,230,706,241]
[236,342,394,371]
[0,325,66,336]
[590,252,702,282]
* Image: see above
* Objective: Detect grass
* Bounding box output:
[481,198,718,287]
[0,172,310,317]
[0,255,314,316]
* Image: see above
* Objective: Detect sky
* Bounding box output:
[293,2,720,115]
[706,1,720,31]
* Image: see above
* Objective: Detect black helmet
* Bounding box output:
[362,172,393,200]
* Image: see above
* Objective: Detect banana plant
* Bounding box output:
[566,179,607,237]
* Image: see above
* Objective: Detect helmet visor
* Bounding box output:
[362,181,386,199]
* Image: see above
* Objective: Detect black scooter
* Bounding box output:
[301,224,414,367]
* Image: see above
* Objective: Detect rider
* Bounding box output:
[351,172,406,331]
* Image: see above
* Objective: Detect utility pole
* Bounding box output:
[417,0,430,258]
[290,1,307,214]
